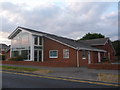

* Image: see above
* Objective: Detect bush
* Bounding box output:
[0,55,6,60]
[101,56,109,62]
[8,56,24,61]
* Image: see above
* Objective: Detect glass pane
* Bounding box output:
[53,51,57,56]
[34,36,38,45]
[21,50,28,59]
[11,31,30,47]
[12,51,19,57]
[34,50,37,61]
[39,37,42,45]
[50,51,57,57]
[82,50,86,58]
[39,50,42,61]
[63,49,69,58]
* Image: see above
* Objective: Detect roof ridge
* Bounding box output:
[80,38,108,41]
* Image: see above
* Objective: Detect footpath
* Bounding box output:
[2,64,119,84]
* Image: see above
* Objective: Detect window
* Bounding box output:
[82,50,86,59]
[49,50,58,58]
[34,36,42,45]
[63,49,69,58]
[34,36,38,45]
[21,50,29,59]
[12,51,19,57]
[39,36,42,45]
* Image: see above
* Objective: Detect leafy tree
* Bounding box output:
[112,40,120,58]
[78,33,105,40]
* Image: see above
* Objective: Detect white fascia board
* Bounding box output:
[8,27,32,39]
[8,28,20,39]
[20,28,45,36]
[78,47,106,52]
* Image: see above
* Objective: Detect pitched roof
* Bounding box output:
[78,38,108,46]
[0,44,10,53]
[0,44,9,49]
[8,26,106,52]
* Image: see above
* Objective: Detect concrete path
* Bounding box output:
[2,64,119,83]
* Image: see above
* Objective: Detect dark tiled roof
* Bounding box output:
[0,44,9,49]
[78,38,108,46]
[18,27,106,52]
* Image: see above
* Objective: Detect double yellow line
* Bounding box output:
[1,70,119,87]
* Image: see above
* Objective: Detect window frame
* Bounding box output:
[63,49,69,59]
[34,35,42,46]
[49,50,58,58]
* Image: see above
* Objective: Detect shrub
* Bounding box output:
[101,56,109,62]
[0,55,6,60]
[8,56,24,61]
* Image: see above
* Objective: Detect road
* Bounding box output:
[2,71,119,88]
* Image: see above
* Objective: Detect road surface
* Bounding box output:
[2,71,119,88]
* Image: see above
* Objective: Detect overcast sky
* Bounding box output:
[0,0,118,45]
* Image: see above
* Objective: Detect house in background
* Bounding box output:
[0,44,10,60]
[0,44,10,55]
[79,38,116,62]
[8,26,115,67]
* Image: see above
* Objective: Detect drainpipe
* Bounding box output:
[76,48,79,67]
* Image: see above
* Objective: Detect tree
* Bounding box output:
[78,33,105,40]
[112,40,120,60]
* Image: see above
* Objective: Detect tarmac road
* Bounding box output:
[2,71,119,88]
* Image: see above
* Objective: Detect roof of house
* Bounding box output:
[0,44,10,53]
[0,44,9,49]
[78,38,109,46]
[8,26,107,52]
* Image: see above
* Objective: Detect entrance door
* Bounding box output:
[88,51,91,64]
[34,50,42,62]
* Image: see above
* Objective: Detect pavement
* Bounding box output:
[2,64,120,84]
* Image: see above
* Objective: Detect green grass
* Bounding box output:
[2,66,45,72]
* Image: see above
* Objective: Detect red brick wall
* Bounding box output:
[43,37,77,67]
[88,63,120,70]
[2,61,75,67]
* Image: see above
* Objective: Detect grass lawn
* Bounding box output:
[1,65,53,74]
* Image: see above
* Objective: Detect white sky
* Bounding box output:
[0,0,119,45]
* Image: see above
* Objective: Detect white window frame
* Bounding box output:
[34,35,42,46]
[63,49,69,58]
[49,50,58,58]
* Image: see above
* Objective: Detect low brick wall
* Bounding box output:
[88,63,120,70]
[2,61,76,67]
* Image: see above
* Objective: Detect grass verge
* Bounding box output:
[98,73,120,83]
[1,65,53,74]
